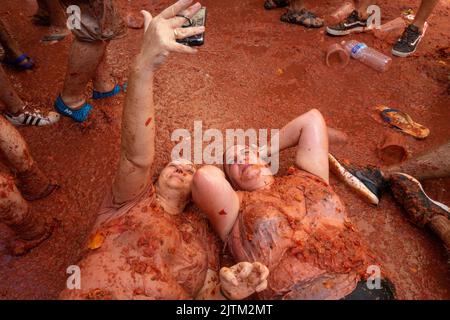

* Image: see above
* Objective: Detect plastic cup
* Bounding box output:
[326,43,350,68]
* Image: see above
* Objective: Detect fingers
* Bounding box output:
[236,262,253,279]
[160,0,194,19]
[220,267,239,286]
[253,262,269,281]
[174,26,205,40]
[169,2,202,28]
[252,262,269,293]
[141,10,152,32]
[255,280,268,293]
[167,42,198,54]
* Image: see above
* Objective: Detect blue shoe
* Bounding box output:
[54,96,92,123]
[7,54,35,70]
[92,84,121,100]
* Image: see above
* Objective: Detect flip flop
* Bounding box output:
[376,105,429,139]
[54,96,92,122]
[264,0,289,10]
[7,54,35,70]
[92,84,122,100]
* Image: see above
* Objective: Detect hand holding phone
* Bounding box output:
[176,7,207,46]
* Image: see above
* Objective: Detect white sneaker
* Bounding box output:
[4,109,60,126]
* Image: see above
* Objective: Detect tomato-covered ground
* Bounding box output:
[0,0,449,299]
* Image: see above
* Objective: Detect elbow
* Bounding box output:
[192,166,224,194]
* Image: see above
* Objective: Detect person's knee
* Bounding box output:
[306,108,326,126]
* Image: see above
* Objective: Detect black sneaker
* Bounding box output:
[392,24,424,57]
[329,154,386,205]
[326,10,367,36]
[389,173,450,227]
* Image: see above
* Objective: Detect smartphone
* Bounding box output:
[177,7,207,46]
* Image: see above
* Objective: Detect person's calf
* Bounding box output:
[16,162,58,201]
[0,174,55,255]
[93,53,116,94]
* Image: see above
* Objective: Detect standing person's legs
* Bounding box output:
[33,0,51,26]
[412,0,439,31]
[0,172,52,254]
[42,0,70,41]
[392,0,439,57]
[0,66,25,115]
[59,39,108,109]
[0,65,60,126]
[55,0,125,122]
[0,116,57,199]
[0,19,34,68]
[92,43,116,94]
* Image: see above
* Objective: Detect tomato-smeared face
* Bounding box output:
[223,145,274,191]
[157,159,196,193]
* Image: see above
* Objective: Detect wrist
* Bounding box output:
[130,61,155,80]
[132,51,159,74]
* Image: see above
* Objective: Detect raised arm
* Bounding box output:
[271,109,331,183]
[112,0,205,204]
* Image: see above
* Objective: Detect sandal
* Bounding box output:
[264,0,289,10]
[377,105,430,139]
[280,9,324,28]
[54,95,92,122]
[7,54,35,70]
[92,84,122,100]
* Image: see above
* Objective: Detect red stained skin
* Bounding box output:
[145,117,152,127]
[0,0,448,300]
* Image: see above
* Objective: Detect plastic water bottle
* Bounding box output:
[342,40,392,72]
